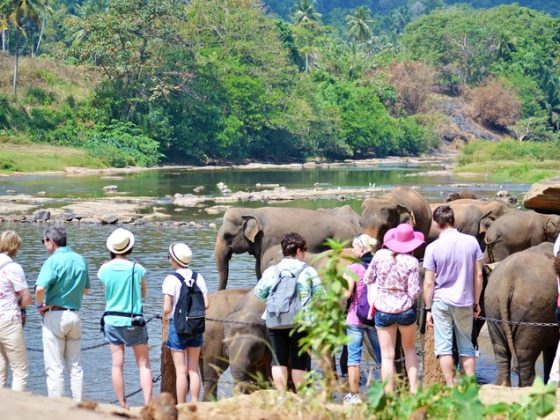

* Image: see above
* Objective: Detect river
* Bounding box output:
[0,161,532,404]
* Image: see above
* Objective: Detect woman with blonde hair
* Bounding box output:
[0,230,31,391]
[342,233,381,405]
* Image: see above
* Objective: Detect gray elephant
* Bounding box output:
[446,190,477,202]
[201,288,249,400]
[484,243,559,386]
[360,186,432,253]
[484,210,560,263]
[318,205,361,231]
[223,291,271,394]
[428,199,513,246]
[215,207,360,290]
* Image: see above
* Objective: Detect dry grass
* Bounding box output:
[0,54,101,103]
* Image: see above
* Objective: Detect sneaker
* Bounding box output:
[343,392,362,405]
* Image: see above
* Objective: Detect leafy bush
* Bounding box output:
[84,122,163,167]
[24,87,57,106]
[386,60,436,115]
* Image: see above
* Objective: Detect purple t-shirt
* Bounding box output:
[423,228,483,307]
[346,263,366,325]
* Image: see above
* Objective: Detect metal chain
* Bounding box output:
[109,374,162,405]
[206,316,264,327]
[478,316,558,328]
[25,313,163,353]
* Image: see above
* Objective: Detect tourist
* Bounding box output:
[36,225,90,401]
[98,228,152,409]
[162,242,208,403]
[255,232,322,395]
[364,223,423,393]
[0,230,31,391]
[423,205,483,386]
[342,234,381,405]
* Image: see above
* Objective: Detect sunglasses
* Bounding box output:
[41,238,50,244]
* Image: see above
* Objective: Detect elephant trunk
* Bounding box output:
[215,236,232,290]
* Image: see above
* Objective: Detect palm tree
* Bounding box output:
[292,0,321,26]
[0,0,51,96]
[345,6,374,44]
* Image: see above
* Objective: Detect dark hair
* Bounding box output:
[43,225,67,247]
[433,205,455,228]
[281,232,307,257]
[110,248,133,260]
[554,255,560,277]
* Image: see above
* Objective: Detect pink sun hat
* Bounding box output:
[383,223,425,254]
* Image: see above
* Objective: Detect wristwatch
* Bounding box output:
[423,307,431,312]
[473,303,479,310]
[35,303,44,309]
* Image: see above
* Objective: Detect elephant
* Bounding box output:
[427,199,513,247]
[201,288,250,400]
[318,205,361,232]
[360,186,432,254]
[215,207,360,290]
[484,242,559,386]
[483,210,560,263]
[223,291,271,394]
[446,190,477,202]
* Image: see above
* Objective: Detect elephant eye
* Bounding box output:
[223,233,233,242]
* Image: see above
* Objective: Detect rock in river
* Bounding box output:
[523,177,560,213]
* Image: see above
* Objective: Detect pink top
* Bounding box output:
[346,263,367,326]
[363,248,421,314]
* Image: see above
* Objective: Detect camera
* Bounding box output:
[131,316,146,327]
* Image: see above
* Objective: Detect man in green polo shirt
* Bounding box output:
[35,225,90,401]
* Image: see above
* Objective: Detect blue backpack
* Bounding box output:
[173,271,205,336]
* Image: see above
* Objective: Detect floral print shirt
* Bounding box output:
[363,248,421,314]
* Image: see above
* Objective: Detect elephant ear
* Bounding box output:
[544,218,560,241]
[242,216,262,243]
[396,204,417,227]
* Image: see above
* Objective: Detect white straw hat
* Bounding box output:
[169,242,192,267]
[106,228,135,255]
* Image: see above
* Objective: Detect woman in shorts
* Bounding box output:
[162,242,208,403]
[98,228,151,409]
[364,223,423,393]
[342,234,381,405]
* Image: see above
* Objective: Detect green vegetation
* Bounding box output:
[457,140,560,182]
[0,0,559,170]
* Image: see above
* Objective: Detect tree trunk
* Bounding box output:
[160,311,177,400]
[422,326,446,385]
[13,32,19,98]
[35,15,46,56]
[1,30,6,52]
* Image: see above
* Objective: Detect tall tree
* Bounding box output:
[292,0,321,26]
[0,0,51,96]
[345,6,374,44]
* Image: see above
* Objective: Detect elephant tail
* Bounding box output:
[500,289,519,374]
[484,232,502,264]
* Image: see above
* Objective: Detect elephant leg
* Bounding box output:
[516,350,537,387]
[202,355,229,401]
[543,345,557,385]
[487,322,511,386]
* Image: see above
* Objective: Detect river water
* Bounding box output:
[0,161,532,404]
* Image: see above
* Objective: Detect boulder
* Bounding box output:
[100,214,119,224]
[33,210,51,222]
[523,177,560,213]
[102,185,118,192]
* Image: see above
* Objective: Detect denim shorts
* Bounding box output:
[166,320,203,351]
[374,307,417,328]
[346,324,381,365]
[104,323,148,347]
[431,300,475,357]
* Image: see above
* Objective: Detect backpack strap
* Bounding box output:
[173,271,199,291]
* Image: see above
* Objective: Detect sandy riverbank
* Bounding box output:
[1,385,560,420]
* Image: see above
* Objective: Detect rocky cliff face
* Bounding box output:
[523,177,560,213]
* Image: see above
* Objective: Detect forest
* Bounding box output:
[0,0,559,167]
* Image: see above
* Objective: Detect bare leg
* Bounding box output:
[186,347,202,402]
[132,343,152,405]
[439,355,455,386]
[376,325,398,393]
[348,365,360,394]
[291,369,306,390]
[461,356,476,377]
[109,344,128,409]
[271,365,288,394]
[171,350,188,404]
[398,324,418,393]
